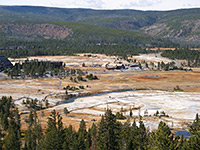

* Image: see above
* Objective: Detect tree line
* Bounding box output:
[0,19,179,59]
[7,59,64,78]
[0,96,200,150]
[0,39,156,59]
[161,49,200,67]
[6,59,85,79]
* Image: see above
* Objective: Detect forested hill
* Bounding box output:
[1,6,200,45]
[0,21,178,58]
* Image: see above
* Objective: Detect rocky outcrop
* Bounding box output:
[142,19,200,44]
[0,23,73,40]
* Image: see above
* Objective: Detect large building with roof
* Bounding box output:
[0,56,13,71]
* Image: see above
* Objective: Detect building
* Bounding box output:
[106,65,115,70]
[0,56,13,71]
[105,63,125,70]
[115,64,125,70]
[129,63,139,68]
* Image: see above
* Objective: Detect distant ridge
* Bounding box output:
[0,6,200,45]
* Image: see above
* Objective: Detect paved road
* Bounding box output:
[157,53,181,67]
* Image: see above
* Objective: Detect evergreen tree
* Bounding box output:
[90,123,97,150]
[97,109,121,150]
[77,131,86,150]
[39,110,64,150]
[0,128,2,150]
[45,100,49,108]
[120,119,131,150]
[14,108,21,148]
[28,111,34,128]
[187,114,200,149]
[57,111,65,148]
[34,123,43,149]
[24,128,35,150]
[150,121,179,150]
[138,120,148,150]
[86,127,92,150]
[4,120,21,150]
[129,108,132,117]
[77,119,87,150]
[190,114,200,135]
[64,107,69,115]
[178,135,188,150]
[63,125,74,150]
[126,120,139,150]
[24,111,40,150]
[1,114,9,131]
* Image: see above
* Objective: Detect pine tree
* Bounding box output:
[34,123,43,149]
[77,131,86,150]
[45,100,49,108]
[77,119,87,150]
[190,113,200,135]
[126,120,148,150]
[120,119,131,150]
[138,120,148,149]
[86,128,92,150]
[64,107,69,115]
[24,129,35,150]
[97,109,121,150]
[187,113,200,149]
[14,108,21,148]
[57,111,65,149]
[150,121,179,150]
[24,111,39,150]
[97,116,106,150]
[78,119,87,136]
[63,125,74,150]
[1,114,9,130]
[0,128,2,150]
[178,135,188,150]
[28,111,34,128]
[4,120,21,150]
[39,110,64,150]
[90,123,97,150]
[129,108,132,117]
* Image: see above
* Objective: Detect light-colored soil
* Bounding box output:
[2,54,200,131]
[1,71,200,131]
[130,53,173,63]
[146,48,200,51]
[9,53,129,67]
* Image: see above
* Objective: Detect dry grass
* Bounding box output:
[20,110,101,131]
[2,54,200,130]
[15,71,200,131]
[146,48,200,51]
[1,71,199,99]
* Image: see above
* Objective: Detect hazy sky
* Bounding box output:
[1,0,200,11]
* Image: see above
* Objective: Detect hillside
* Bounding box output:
[143,9,200,45]
[0,21,178,58]
[0,22,73,40]
[0,6,200,45]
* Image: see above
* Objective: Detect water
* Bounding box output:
[176,130,191,139]
[145,76,161,79]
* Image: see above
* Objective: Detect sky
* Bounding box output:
[0,0,200,11]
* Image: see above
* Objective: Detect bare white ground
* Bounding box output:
[1,90,199,130]
[49,90,200,120]
[131,53,173,63]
